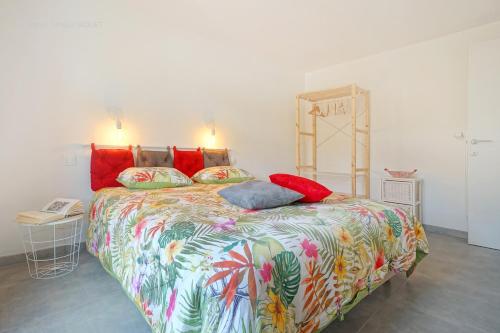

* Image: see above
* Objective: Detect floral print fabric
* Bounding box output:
[191,166,254,184]
[117,167,193,189]
[86,183,429,333]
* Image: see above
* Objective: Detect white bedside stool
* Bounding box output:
[381,177,422,221]
[18,214,84,279]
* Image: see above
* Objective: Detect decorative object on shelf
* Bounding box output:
[308,104,320,116]
[18,214,83,279]
[384,168,418,178]
[381,177,422,222]
[335,99,348,115]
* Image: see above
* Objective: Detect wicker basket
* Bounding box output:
[384,168,417,178]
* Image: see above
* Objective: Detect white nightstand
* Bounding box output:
[18,214,84,279]
[381,178,422,221]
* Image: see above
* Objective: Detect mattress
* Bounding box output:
[86,183,429,333]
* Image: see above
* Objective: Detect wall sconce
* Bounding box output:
[202,120,216,148]
[107,107,125,144]
[114,117,125,144]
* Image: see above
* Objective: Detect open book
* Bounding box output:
[16,198,84,225]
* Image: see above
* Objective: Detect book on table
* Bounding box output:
[16,198,84,225]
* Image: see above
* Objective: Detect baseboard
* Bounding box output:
[0,252,27,267]
[0,242,87,267]
[423,224,468,240]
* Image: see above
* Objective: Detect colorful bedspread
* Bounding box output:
[86,183,428,333]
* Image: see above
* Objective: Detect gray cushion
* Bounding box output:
[218,180,304,210]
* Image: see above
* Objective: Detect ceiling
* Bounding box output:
[3,0,500,72]
[163,0,500,71]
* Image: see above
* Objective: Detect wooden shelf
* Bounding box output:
[296,84,370,198]
[297,85,366,102]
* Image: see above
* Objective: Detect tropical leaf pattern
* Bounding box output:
[192,166,254,184]
[117,167,193,189]
[86,183,429,333]
[299,260,334,333]
[271,251,301,307]
[383,209,403,237]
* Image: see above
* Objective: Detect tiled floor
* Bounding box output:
[1,232,499,333]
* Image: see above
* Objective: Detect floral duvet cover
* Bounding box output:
[86,183,428,333]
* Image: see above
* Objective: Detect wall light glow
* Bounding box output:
[203,129,216,148]
[114,127,126,145]
[94,118,137,146]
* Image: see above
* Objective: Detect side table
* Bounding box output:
[18,214,84,279]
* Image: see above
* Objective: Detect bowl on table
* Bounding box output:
[384,168,417,178]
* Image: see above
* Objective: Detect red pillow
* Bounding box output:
[173,146,204,178]
[269,173,332,203]
[90,143,134,191]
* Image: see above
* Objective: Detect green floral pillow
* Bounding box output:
[117,167,193,189]
[192,166,254,184]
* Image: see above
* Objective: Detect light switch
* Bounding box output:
[454,130,465,139]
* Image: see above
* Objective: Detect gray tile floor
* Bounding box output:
[1,232,499,333]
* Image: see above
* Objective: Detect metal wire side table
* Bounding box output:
[19,214,84,279]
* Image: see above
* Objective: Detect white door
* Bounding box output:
[467,38,500,250]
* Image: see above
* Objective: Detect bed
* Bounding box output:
[86,182,429,333]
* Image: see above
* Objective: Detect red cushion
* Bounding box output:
[173,147,204,178]
[90,143,134,191]
[269,173,333,203]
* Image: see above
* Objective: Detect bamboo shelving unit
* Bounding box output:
[296,84,370,198]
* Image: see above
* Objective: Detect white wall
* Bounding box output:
[0,2,302,256]
[305,22,500,232]
[2,2,499,257]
